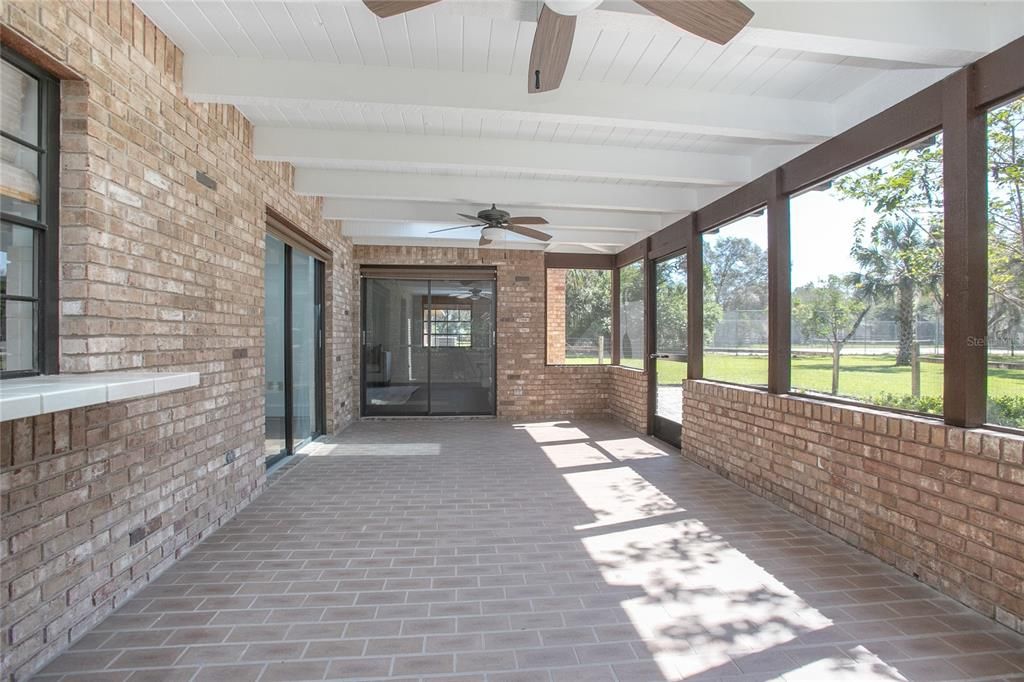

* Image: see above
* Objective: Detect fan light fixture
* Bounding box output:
[481,226,503,241]
[543,0,602,16]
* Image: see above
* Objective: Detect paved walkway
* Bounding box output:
[35,420,1024,681]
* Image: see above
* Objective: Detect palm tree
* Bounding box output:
[851,219,943,366]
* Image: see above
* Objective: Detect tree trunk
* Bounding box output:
[895,279,916,366]
[831,342,842,395]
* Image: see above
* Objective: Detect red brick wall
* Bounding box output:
[545,269,567,365]
[608,366,648,433]
[0,3,354,679]
[353,246,609,420]
[681,380,1024,634]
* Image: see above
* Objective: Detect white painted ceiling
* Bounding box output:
[139,0,1024,253]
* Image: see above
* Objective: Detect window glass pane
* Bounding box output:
[1,60,39,143]
[618,260,645,368]
[0,298,36,372]
[264,235,286,460]
[987,96,1024,429]
[291,249,318,449]
[790,135,944,415]
[703,212,769,386]
[547,268,611,364]
[1,222,36,298]
[0,137,40,221]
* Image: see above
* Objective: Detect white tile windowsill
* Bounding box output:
[0,372,200,421]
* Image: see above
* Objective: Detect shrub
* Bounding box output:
[865,392,1024,428]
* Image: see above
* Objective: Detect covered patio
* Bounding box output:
[34,420,1024,681]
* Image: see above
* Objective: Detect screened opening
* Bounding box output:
[789,134,945,415]
[546,268,612,365]
[986,95,1024,430]
[702,211,769,386]
[618,260,645,369]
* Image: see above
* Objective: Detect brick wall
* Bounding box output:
[545,269,567,365]
[0,3,354,679]
[608,366,648,433]
[353,246,609,420]
[681,380,1024,634]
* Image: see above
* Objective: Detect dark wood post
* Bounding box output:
[611,266,621,365]
[686,216,704,380]
[942,67,988,427]
[767,168,791,394]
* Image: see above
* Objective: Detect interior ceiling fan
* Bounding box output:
[363,0,754,93]
[454,286,492,300]
[429,204,552,246]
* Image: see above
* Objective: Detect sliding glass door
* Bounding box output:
[264,233,325,466]
[362,271,495,416]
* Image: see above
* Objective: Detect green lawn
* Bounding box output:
[568,354,1024,404]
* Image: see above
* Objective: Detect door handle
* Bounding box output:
[649,353,670,359]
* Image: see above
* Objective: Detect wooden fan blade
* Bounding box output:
[457,213,483,222]
[479,235,493,246]
[364,0,442,18]
[528,6,576,93]
[633,0,753,44]
[508,224,552,242]
[507,216,549,225]
[430,223,484,234]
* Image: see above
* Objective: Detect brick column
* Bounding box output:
[546,268,567,364]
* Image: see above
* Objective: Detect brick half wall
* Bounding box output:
[681,380,1024,634]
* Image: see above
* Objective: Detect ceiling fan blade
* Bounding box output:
[479,235,493,246]
[507,216,549,225]
[528,6,576,93]
[507,224,553,242]
[457,213,483,223]
[364,0,442,18]
[633,0,754,44]
[430,223,485,234]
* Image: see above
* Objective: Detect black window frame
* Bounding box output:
[1,50,60,379]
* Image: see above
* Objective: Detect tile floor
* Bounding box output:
[34,419,1024,681]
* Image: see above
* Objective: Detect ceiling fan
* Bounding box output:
[454,286,492,300]
[363,0,754,93]
[430,204,552,246]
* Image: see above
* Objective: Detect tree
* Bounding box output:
[794,275,871,395]
[836,138,944,366]
[988,97,1024,356]
[564,269,611,343]
[704,236,768,309]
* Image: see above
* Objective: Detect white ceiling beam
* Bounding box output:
[323,198,674,232]
[294,169,699,213]
[257,128,749,186]
[341,221,639,250]
[186,56,833,144]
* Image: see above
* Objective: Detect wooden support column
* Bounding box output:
[686,216,704,380]
[942,67,988,428]
[767,168,791,394]
[611,266,621,365]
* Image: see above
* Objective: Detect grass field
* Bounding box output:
[570,354,1024,403]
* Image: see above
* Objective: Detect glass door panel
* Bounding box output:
[264,234,325,468]
[363,278,430,415]
[264,235,286,461]
[427,280,495,415]
[290,249,318,450]
[652,252,688,447]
